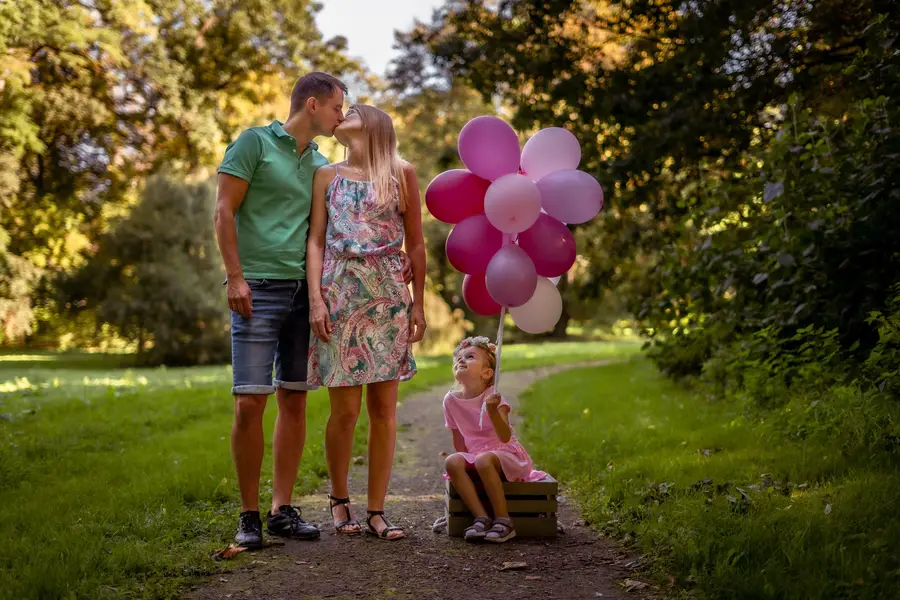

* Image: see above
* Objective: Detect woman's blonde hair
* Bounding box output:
[453,336,497,386]
[349,104,409,212]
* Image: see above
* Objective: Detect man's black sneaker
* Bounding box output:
[235,510,263,549]
[267,505,320,540]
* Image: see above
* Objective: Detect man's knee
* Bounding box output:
[234,394,267,430]
[277,389,307,421]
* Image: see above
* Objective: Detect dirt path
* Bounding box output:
[186,362,645,600]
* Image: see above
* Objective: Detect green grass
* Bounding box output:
[0,340,638,600]
[519,358,900,600]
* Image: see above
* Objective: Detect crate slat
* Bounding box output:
[447,497,557,514]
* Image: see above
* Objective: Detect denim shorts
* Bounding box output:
[229,278,317,395]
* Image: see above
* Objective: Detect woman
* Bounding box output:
[306,104,427,540]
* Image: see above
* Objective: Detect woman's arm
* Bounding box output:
[401,163,427,343]
[308,165,335,341]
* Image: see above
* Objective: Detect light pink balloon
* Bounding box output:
[520,127,582,182]
[510,277,563,334]
[484,174,542,234]
[425,170,490,224]
[537,170,604,224]
[485,244,538,308]
[462,273,501,316]
[445,214,504,275]
[458,116,521,181]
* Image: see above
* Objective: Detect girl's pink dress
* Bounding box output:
[442,386,547,482]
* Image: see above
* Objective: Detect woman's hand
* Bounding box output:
[310,298,332,342]
[409,303,427,343]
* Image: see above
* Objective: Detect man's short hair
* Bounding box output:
[289,72,348,115]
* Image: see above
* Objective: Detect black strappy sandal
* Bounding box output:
[365,510,405,541]
[328,495,361,535]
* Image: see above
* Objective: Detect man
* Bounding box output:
[215,72,411,548]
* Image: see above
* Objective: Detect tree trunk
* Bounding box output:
[549,276,570,339]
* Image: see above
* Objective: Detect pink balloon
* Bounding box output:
[458,116,521,181]
[517,213,576,277]
[445,214,504,275]
[462,273,502,316]
[485,244,538,308]
[537,170,604,224]
[484,174,542,234]
[425,170,490,224]
[520,127,582,182]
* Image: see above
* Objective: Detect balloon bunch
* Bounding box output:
[425,116,604,335]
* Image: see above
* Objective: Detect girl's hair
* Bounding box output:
[453,336,497,386]
[349,104,409,212]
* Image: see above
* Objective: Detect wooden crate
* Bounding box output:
[444,474,558,538]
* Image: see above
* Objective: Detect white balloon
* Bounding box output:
[550,276,561,286]
[510,277,563,334]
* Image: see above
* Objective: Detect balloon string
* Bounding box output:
[480,305,506,430]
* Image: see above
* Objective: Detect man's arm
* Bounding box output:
[214,173,251,317]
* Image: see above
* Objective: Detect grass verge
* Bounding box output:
[519,358,900,600]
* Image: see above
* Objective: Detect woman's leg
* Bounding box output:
[365,380,404,539]
[325,386,363,530]
[474,452,509,519]
[444,454,489,518]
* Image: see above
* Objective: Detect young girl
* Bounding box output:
[442,336,547,543]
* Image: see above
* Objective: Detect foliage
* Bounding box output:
[60,176,229,366]
[393,0,900,391]
[0,0,359,341]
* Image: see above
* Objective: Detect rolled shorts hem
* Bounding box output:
[232,384,276,396]
[275,380,319,391]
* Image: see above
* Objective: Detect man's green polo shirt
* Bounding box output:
[217,120,329,280]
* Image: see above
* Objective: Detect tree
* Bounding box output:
[60,176,229,366]
[0,0,359,342]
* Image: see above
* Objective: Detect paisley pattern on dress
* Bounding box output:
[308,173,416,387]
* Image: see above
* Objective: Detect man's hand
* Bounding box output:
[310,298,332,342]
[409,304,427,343]
[485,393,502,411]
[399,251,413,284]
[227,277,252,318]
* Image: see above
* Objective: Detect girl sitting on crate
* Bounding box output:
[442,336,547,543]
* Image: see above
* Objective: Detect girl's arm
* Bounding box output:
[451,428,468,453]
[485,393,512,443]
[401,163,427,343]
[307,165,334,341]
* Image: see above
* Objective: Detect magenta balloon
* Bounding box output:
[537,170,604,224]
[485,244,538,308]
[425,169,490,224]
[445,214,504,275]
[517,213,576,277]
[458,116,521,181]
[462,273,502,316]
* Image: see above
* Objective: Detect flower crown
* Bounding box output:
[454,336,497,357]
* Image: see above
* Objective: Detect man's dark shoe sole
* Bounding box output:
[235,536,264,550]
[267,526,321,541]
